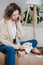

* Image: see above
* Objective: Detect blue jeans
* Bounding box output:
[20,39,37,48]
[0,39,37,65]
[0,45,16,65]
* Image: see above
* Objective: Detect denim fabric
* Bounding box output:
[20,39,37,48]
[0,45,16,65]
[0,39,37,65]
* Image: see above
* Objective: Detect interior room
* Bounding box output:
[0,0,43,65]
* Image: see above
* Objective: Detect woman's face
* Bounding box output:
[11,10,20,22]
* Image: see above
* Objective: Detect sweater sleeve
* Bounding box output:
[16,20,25,39]
[0,20,20,49]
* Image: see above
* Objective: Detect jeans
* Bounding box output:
[0,39,37,65]
[20,39,37,48]
[0,45,16,65]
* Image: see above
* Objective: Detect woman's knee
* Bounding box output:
[32,39,37,44]
[31,39,38,48]
[27,39,37,48]
[6,46,16,54]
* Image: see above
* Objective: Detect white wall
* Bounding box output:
[0,0,27,20]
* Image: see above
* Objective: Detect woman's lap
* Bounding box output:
[0,45,16,53]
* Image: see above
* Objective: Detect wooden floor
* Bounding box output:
[0,53,43,65]
[16,53,43,65]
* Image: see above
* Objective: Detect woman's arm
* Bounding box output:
[0,35,20,49]
[16,20,25,39]
[0,22,20,49]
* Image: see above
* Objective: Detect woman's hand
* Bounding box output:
[17,45,26,57]
[17,50,25,57]
[19,45,25,50]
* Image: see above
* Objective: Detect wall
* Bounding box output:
[0,0,27,20]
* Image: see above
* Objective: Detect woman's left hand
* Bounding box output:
[17,50,25,57]
[19,45,25,50]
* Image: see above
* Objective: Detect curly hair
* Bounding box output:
[3,3,21,19]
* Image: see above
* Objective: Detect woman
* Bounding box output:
[0,3,39,65]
